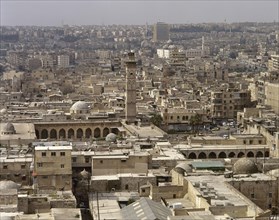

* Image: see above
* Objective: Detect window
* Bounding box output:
[100,160,103,164]
[243,140,246,144]
[22,176,26,181]
[60,152,65,156]
[37,163,43,167]
[51,152,56,156]
[249,140,253,144]
[173,194,176,198]
[251,193,255,198]
[85,157,90,163]
[61,164,65,168]
[21,165,26,169]
[269,192,272,198]
[3,165,8,169]
[170,116,173,120]
[42,152,46,157]
[125,184,129,190]
[259,140,262,144]
[121,159,126,162]
[43,176,48,179]
[72,157,77,163]
[142,189,145,193]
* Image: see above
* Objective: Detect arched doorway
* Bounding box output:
[208,152,217,158]
[218,152,226,158]
[85,128,92,139]
[94,128,101,138]
[237,152,245,158]
[265,151,269,157]
[103,127,110,137]
[41,129,48,139]
[50,129,57,139]
[59,129,66,139]
[198,152,206,159]
[247,151,254,158]
[188,152,197,159]
[68,129,74,139]
[77,128,83,139]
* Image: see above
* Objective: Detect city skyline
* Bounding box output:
[1,0,278,26]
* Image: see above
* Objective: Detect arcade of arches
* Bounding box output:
[34,121,121,140]
[182,149,269,159]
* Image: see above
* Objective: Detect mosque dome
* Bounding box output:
[233,158,258,175]
[174,163,192,175]
[0,180,19,190]
[105,133,117,142]
[1,122,16,134]
[70,101,90,111]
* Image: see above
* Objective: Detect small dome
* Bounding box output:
[267,169,279,178]
[70,101,90,111]
[0,108,7,114]
[233,158,258,175]
[1,122,16,134]
[174,163,192,175]
[105,133,117,142]
[80,169,90,179]
[0,180,19,190]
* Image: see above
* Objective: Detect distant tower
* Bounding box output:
[153,22,170,42]
[202,36,205,51]
[125,52,137,124]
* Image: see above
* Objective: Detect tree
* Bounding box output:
[150,114,163,128]
[190,114,203,134]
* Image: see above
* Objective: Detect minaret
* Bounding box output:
[125,52,137,124]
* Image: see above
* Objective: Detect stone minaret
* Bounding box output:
[125,52,137,124]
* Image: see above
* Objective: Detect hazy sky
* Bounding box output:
[1,0,278,26]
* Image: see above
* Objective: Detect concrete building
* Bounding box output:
[33,145,72,191]
[265,82,279,114]
[153,22,170,42]
[57,55,70,68]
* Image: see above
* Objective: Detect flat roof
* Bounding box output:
[35,146,72,151]
[191,161,224,169]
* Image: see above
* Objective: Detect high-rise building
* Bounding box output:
[58,55,70,68]
[153,22,170,42]
[125,52,137,123]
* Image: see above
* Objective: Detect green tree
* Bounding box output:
[190,114,203,134]
[150,114,163,127]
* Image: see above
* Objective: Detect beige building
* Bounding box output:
[211,88,252,119]
[265,82,279,114]
[33,145,72,191]
[92,151,151,176]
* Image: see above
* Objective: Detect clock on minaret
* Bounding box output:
[125,52,137,124]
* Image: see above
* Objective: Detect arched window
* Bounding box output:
[188,152,197,159]
[77,128,83,139]
[237,152,245,158]
[68,129,74,139]
[85,128,92,138]
[247,151,254,158]
[41,129,48,139]
[59,129,66,139]
[103,127,110,137]
[218,152,226,158]
[208,152,216,158]
[198,152,206,159]
[50,129,57,139]
[256,151,263,157]
[228,152,236,158]
[94,128,101,138]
